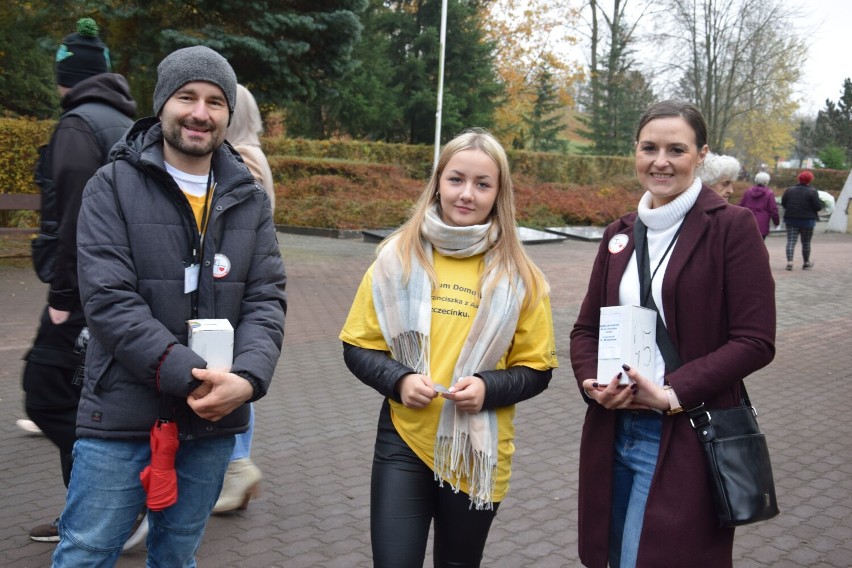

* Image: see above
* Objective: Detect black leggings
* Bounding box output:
[371,401,499,568]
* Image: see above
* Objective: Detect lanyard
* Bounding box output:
[633,217,687,372]
[635,218,685,308]
[198,170,215,259]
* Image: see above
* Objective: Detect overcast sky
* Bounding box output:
[796,0,852,114]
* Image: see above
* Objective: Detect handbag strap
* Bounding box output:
[633,219,751,428]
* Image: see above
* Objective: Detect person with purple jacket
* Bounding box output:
[738,172,779,240]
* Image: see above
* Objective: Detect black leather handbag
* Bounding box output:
[686,386,780,527]
[634,219,779,528]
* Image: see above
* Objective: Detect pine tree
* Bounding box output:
[524,69,565,152]
[329,0,502,143]
[576,1,654,156]
[813,79,852,166]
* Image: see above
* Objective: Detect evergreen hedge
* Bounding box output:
[1,119,848,231]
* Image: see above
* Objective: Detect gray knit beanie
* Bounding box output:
[153,46,237,118]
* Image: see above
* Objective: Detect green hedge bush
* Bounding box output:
[0,118,53,227]
[1,118,848,231]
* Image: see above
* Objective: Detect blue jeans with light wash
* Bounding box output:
[52,435,234,568]
[230,403,254,460]
[608,411,662,568]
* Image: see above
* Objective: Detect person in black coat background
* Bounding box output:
[781,170,822,270]
[21,17,136,543]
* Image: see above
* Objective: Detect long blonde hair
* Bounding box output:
[379,128,549,313]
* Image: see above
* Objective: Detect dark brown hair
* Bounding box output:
[635,100,708,149]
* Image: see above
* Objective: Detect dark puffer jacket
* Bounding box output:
[75,117,287,441]
[781,183,822,221]
[48,73,137,311]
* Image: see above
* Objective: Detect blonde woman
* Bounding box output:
[340,129,557,567]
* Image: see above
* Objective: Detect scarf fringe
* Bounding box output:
[434,433,496,511]
[388,330,430,374]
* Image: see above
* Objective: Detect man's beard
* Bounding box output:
[162,119,223,158]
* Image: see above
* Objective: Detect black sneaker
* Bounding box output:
[29,519,59,542]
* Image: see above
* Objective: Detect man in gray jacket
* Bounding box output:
[51,46,286,567]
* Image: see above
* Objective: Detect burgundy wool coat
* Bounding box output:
[570,186,776,567]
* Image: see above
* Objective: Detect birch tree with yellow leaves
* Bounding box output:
[481,0,584,150]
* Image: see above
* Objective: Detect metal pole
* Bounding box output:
[433,0,448,169]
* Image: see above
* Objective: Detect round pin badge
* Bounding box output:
[212,253,231,278]
[608,234,629,254]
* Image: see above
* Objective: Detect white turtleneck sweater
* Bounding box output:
[618,177,702,385]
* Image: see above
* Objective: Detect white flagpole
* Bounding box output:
[433,0,448,170]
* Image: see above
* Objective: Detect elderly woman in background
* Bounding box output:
[696,152,740,201]
[738,172,780,240]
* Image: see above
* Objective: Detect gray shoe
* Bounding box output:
[213,458,262,513]
[16,419,43,435]
[803,261,814,270]
[122,511,148,553]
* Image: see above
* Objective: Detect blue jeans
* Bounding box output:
[52,435,234,568]
[231,403,254,461]
[609,411,662,568]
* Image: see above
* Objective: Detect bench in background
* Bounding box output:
[0,194,40,235]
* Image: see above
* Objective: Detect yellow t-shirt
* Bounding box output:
[340,251,558,501]
[183,191,208,232]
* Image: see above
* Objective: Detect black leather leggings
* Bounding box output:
[370,401,499,568]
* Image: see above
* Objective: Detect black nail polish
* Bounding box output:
[592,382,599,388]
[622,364,631,371]
[630,383,638,391]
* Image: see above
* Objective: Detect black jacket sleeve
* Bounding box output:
[49,115,104,311]
[342,342,413,403]
[343,342,552,409]
[475,366,552,410]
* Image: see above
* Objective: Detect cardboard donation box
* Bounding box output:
[187,319,234,371]
[597,305,656,385]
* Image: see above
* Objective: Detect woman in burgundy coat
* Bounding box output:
[570,100,776,568]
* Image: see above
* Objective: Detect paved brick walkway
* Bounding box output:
[1,229,851,567]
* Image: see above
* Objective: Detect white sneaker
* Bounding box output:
[122,511,148,553]
[213,458,262,513]
[16,419,43,435]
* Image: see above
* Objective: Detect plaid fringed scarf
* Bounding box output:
[372,205,523,509]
